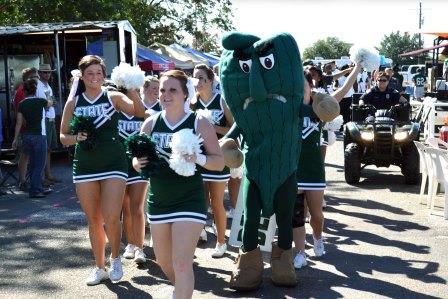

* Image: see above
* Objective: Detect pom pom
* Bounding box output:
[69,115,97,151]
[196,109,215,124]
[169,129,203,176]
[349,46,380,72]
[323,115,344,131]
[111,63,145,90]
[125,133,164,179]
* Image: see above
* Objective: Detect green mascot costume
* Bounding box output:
[220,32,312,290]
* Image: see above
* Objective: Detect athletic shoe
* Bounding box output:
[211,242,227,258]
[86,267,109,286]
[227,208,234,219]
[293,251,307,269]
[199,228,207,243]
[123,244,135,259]
[109,256,123,282]
[313,237,326,257]
[134,247,146,263]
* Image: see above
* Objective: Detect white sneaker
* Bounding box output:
[199,228,207,243]
[211,242,227,258]
[86,267,109,286]
[313,237,326,257]
[123,244,135,259]
[226,208,234,219]
[109,256,123,282]
[134,247,146,264]
[294,251,307,269]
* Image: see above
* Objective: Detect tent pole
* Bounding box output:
[54,31,63,113]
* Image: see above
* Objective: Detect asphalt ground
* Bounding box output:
[0,140,447,298]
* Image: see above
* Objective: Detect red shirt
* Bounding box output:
[14,84,27,132]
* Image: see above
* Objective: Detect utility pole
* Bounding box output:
[418,1,422,64]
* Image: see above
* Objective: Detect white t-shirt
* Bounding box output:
[37,80,55,119]
[357,71,369,93]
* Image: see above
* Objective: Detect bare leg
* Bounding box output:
[228,177,241,209]
[100,178,126,258]
[151,223,175,283]
[76,181,105,267]
[305,190,325,239]
[122,192,133,245]
[172,222,203,299]
[127,182,148,248]
[208,181,227,244]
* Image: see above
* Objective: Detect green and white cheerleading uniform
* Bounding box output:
[144,100,162,112]
[147,111,206,224]
[119,112,147,185]
[296,116,326,190]
[196,93,230,182]
[72,90,128,183]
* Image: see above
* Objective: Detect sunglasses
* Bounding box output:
[377,79,388,82]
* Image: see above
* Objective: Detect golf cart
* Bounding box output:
[343,102,420,184]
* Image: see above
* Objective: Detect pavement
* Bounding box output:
[0,140,447,299]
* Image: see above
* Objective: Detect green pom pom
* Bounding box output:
[125,133,165,179]
[69,115,97,151]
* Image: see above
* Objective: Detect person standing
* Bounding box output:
[142,75,162,112]
[413,68,426,101]
[193,64,234,258]
[12,78,52,198]
[59,55,145,285]
[37,64,60,185]
[134,70,224,298]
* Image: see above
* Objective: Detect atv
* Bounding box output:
[343,103,420,184]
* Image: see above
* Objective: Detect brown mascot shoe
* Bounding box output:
[229,247,263,291]
[270,242,297,287]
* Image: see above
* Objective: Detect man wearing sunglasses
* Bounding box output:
[359,71,407,110]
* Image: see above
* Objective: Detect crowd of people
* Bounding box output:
[5,49,420,298]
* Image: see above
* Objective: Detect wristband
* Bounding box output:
[196,154,207,166]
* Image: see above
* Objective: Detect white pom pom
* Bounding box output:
[196,109,215,124]
[111,62,145,90]
[230,163,245,179]
[169,128,204,177]
[313,87,328,94]
[324,115,344,131]
[349,46,380,72]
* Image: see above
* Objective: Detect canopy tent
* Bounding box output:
[137,44,175,71]
[170,44,219,67]
[399,43,448,57]
[150,42,208,69]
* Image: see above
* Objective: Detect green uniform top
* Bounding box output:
[413,73,426,87]
[118,112,145,141]
[196,93,227,137]
[147,111,206,220]
[18,97,47,135]
[145,101,162,112]
[72,89,128,183]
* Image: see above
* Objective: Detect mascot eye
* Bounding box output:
[259,54,275,69]
[239,59,252,73]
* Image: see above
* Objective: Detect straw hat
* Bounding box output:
[311,91,340,122]
[38,64,55,72]
[219,138,244,168]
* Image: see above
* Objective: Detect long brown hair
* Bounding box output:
[160,70,189,99]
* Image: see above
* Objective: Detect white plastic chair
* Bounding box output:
[425,146,448,219]
[426,137,448,149]
[414,141,432,204]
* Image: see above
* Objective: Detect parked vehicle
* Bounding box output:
[399,64,425,87]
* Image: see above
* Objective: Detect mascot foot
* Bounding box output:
[229,247,263,291]
[270,243,297,287]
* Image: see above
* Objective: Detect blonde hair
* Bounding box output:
[143,75,159,88]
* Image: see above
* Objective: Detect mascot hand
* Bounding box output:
[219,138,244,168]
[311,92,340,122]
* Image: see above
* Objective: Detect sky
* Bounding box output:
[230,0,448,57]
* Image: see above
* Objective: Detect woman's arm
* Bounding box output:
[12,113,23,149]
[110,90,146,118]
[214,99,234,136]
[196,116,225,171]
[331,64,362,102]
[59,98,85,146]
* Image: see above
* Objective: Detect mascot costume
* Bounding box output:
[220,32,311,290]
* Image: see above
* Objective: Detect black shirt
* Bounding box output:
[360,86,401,110]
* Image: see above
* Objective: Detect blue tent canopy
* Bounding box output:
[170,44,219,67]
[137,44,174,71]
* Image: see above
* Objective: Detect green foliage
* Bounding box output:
[377,31,421,65]
[0,0,234,52]
[303,37,352,60]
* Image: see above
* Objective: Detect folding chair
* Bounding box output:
[414,141,432,204]
[425,146,448,219]
[0,150,19,193]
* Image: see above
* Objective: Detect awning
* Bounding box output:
[399,43,448,57]
[151,42,208,69]
[170,44,219,67]
[137,44,175,71]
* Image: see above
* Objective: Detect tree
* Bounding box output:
[303,37,352,60]
[0,0,234,52]
[377,31,421,66]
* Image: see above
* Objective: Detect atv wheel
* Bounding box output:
[344,143,361,184]
[401,143,420,185]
